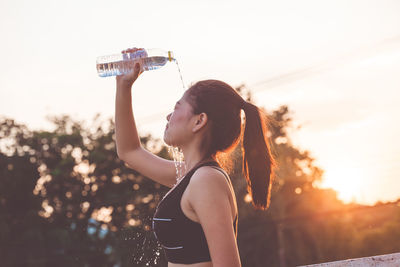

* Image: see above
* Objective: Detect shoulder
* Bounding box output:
[190,166,230,192]
[186,166,231,205]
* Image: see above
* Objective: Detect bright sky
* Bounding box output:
[1,0,399,205]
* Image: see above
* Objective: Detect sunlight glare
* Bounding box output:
[318,164,368,204]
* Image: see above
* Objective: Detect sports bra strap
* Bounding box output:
[209,166,232,186]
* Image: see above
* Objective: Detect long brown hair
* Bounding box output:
[186,80,277,210]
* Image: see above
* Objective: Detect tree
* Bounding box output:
[0,118,46,266]
[2,87,399,267]
[0,115,169,266]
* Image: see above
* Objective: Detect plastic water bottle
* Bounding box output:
[96,48,175,77]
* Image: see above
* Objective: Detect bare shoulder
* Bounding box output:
[187,166,235,210]
[190,166,231,192]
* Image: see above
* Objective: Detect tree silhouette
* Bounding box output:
[1,88,399,267]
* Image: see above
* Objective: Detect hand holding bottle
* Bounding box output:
[116,47,144,89]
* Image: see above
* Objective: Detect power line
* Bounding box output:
[249,34,400,91]
[136,35,400,126]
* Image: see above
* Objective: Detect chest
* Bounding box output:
[181,181,237,224]
[156,176,235,224]
[180,185,200,222]
[156,177,201,223]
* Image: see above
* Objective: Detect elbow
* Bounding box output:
[116,149,127,161]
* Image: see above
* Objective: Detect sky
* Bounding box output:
[1,0,399,205]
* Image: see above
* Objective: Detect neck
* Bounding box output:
[181,145,214,175]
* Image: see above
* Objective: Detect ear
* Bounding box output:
[192,113,208,133]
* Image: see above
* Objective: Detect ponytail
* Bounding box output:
[185,79,277,210]
[241,102,277,210]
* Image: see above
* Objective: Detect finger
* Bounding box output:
[135,62,141,73]
[125,63,139,78]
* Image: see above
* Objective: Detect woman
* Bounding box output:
[115,48,277,267]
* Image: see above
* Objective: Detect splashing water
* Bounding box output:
[168,146,187,184]
[121,215,165,266]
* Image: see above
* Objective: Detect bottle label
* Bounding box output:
[128,49,148,60]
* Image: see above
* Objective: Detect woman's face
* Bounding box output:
[163,93,196,147]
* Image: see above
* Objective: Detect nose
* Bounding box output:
[166,113,172,121]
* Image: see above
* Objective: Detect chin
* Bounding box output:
[163,134,169,145]
[163,130,183,148]
[163,136,179,148]
[163,132,173,146]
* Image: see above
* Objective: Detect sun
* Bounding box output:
[318,164,367,204]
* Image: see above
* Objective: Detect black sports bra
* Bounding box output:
[152,160,238,264]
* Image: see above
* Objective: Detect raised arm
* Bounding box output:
[115,47,177,188]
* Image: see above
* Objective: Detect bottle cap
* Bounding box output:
[168,51,174,62]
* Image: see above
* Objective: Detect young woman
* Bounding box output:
[115,48,277,267]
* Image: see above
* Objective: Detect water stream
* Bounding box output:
[174,60,186,91]
[165,60,187,183]
[168,146,187,184]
